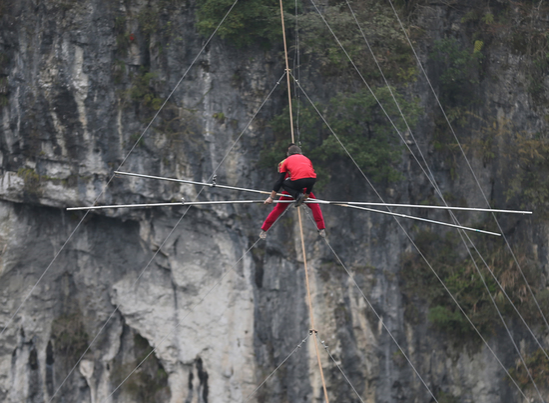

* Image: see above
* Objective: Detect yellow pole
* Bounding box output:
[279,0,295,143]
[297,208,330,402]
[279,2,329,400]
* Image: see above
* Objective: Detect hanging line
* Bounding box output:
[339,0,549,368]
[293,0,302,144]
[453,229,548,399]
[300,210,439,402]
[317,333,366,403]
[297,207,330,402]
[68,199,297,210]
[0,0,242,338]
[342,0,548,359]
[384,0,549,333]
[100,236,263,403]
[108,171,531,215]
[302,208,530,401]
[279,1,330,402]
[100,200,295,403]
[48,201,199,402]
[295,82,531,400]
[49,72,286,401]
[338,204,500,236]
[67,198,506,236]
[243,332,311,402]
[307,1,548,388]
[280,0,295,143]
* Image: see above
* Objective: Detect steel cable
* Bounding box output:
[318,333,366,403]
[342,0,549,362]
[48,72,286,401]
[0,0,242,338]
[297,81,530,400]
[305,2,547,397]
[385,0,549,333]
[243,332,311,402]
[101,202,294,402]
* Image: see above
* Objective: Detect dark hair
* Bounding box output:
[287,145,302,155]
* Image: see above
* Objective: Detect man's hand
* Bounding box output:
[264,196,273,204]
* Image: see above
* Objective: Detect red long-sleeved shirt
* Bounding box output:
[273,154,316,191]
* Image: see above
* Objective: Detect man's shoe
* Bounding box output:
[295,193,305,207]
[259,230,267,240]
[318,229,326,238]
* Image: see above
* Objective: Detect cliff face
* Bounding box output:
[1,0,548,402]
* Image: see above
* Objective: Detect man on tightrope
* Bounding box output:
[260,144,326,239]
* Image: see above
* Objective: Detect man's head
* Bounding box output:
[287,144,302,156]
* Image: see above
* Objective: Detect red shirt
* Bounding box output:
[279,154,316,180]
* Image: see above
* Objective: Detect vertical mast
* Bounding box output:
[279,1,330,401]
[279,0,295,143]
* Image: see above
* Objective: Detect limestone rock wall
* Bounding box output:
[1,0,548,402]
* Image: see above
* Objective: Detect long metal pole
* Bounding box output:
[66,199,296,211]
[279,0,295,143]
[330,201,532,215]
[66,200,500,235]
[114,171,277,196]
[114,171,531,214]
[339,204,501,236]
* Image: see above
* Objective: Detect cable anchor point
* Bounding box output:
[211,175,217,187]
[309,329,318,335]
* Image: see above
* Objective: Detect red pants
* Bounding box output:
[261,191,326,231]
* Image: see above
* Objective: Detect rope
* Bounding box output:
[48,203,197,402]
[342,0,549,358]
[339,0,549,371]
[385,0,549,333]
[0,0,242,338]
[296,82,530,400]
[48,72,286,401]
[100,237,263,403]
[280,0,295,143]
[457,230,547,400]
[292,0,302,144]
[306,3,547,395]
[101,200,295,403]
[318,334,366,403]
[0,217,87,337]
[280,1,330,401]
[244,332,311,402]
[310,208,530,400]
[300,209,439,402]
[297,208,330,402]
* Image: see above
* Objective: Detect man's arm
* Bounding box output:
[265,172,286,204]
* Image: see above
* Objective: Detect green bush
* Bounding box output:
[138,7,160,37]
[298,1,417,81]
[112,333,170,402]
[51,313,89,369]
[508,348,549,388]
[437,391,459,403]
[505,133,549,218]
[400,230,545,341]
[125,67,164,113]
[196,0,297,48]
[263,86,421,185]
[17,168,43,198]
[430,37,483,107]
[428,305,468,334]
